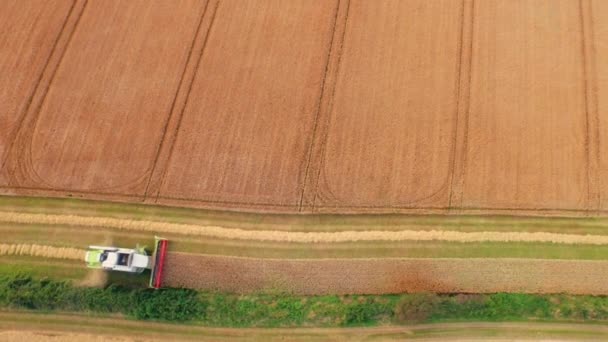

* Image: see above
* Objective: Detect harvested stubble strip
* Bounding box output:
[164,253,608,295]
[0,243,84,261]
[2,212,608,245]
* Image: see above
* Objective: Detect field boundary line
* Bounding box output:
[157,194,300,209]
[3,189,608,217]
[4,211,608,245]
[0,186,143,202]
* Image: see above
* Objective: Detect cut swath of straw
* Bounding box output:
[0,243,84,260]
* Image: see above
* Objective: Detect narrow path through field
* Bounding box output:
[2,311,608,341]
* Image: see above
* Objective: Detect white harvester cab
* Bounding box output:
[84,237,169,288]
[85,246,150,274]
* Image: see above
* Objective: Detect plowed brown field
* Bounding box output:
[164,254,608,295]
[1,0,608,216]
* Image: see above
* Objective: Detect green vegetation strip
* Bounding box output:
[0,256,86,281]
[3,195,608,234]
[3,274,608,327]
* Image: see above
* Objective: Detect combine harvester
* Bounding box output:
[84,237,168,289]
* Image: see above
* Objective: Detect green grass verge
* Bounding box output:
[0,255,149,288]
[0,256,86,281]
[3,274,608,327]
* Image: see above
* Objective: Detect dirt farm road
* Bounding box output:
[2,311,608,341]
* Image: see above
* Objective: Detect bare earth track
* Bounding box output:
[5,312,608,341]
